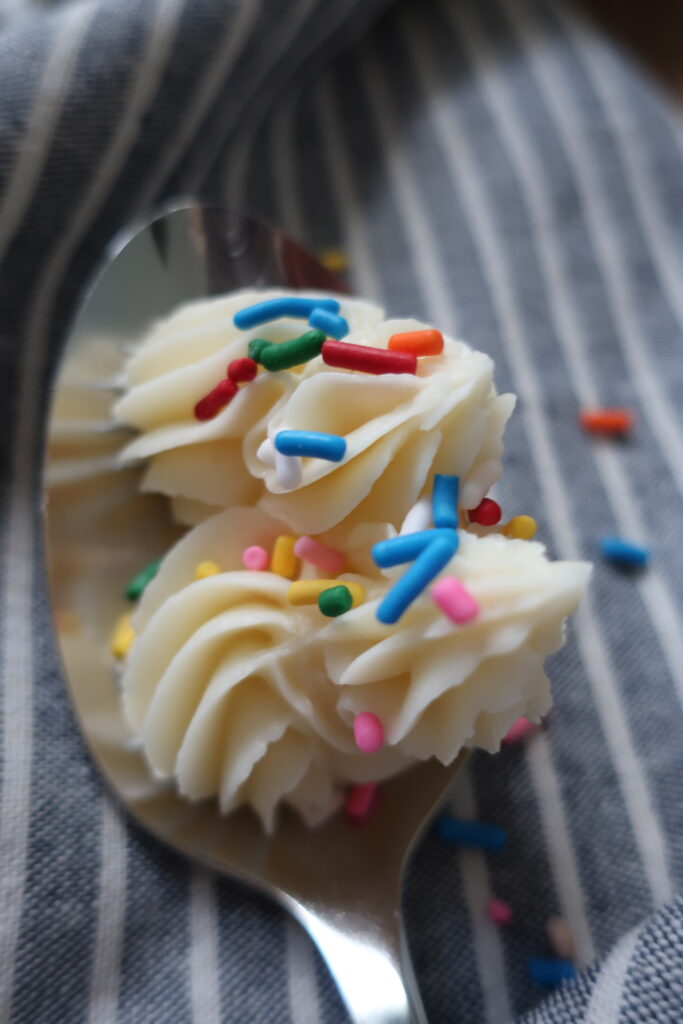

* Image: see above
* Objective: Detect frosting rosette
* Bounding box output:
[114,289,514,534]
[121,507,589,830]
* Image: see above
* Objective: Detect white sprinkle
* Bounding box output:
[257,437,276,468]
[275,450,302,490]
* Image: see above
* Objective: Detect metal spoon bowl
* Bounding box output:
[44,205,464,1024]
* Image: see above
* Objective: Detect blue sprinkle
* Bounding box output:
[432,474,460,529]
[528,958,576,988]
[436,815,507,850]
[274,429,346,463]
[377,531,458,624]
[308,307,349,339]
[373,529,458,569]
[233,297,340,330]
[600,536,649,569]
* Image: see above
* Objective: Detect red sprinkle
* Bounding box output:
[322,339,417,375]
[194,378,238,421]
[345,782,378,823]
[468,498,502,526]
[579,408,634,435]
[227,357,258,383]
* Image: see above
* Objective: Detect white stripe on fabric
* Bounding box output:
[318,58,512,1016]
[135,0,262,212]
[413,0,673,911]
[87,799,128,1024]
[0,1,95,264]
[189,869,221,1024]
[583,924,641,1024]
[399,9,598,952]
[503,0,683,501]
[286,919,321,1024]
[452,0,677,903]
[450,768,513,1024]
[0,0,185,1014]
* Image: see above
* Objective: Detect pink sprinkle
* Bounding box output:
[502,717,539,745]
[242,545,269,571]
[487,898,513,926]
[293,535,345,576]
[353,712,384,753]
[546,916,576,960]
[432,576,479,624]
[345,782,378,822]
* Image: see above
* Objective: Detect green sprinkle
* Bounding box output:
[248,338,271,363]
[124,557,162,601]
[318,584,353,618]
[259,330,325,372]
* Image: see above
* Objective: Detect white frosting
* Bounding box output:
[122,507,590,831]
[114,289,514,533]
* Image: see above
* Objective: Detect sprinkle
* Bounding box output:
[234,296,340,330]
[256,438,276,467]
[124,557,162,601]
[288,578,364,607]
[110,614,134,659]
[248,338,271,363]
[503,515,537,540]
[227,356,258,383]
[242,546,269,571]
[487,898,513,926]
[502,717,539,745]
[318,585,353,617]
[270,535,299,578]
[528,957,576,988]
[432,576,479,624]
[294,536,345,575]
[377,531,458,624]
[432,474,460,529]
[468,498,502,526]
[400,497,432,535]
[274,449,303,490]
[195,561,220,579]
[373,528,457,569]
[308,308,349,339]
[546,917,576,960]
[259,329,326,372]
[274,429,346,463]
[353,712,384,753]
[320,248,348,274]
[580,408,635,435]
[194,378,238,421]
[600,536,649,569]
[388,329,443,356]
[436,815,507,850]
[345,782,378,822]
[322,339,417,375]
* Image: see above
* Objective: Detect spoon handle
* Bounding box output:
[294,900,427,1024]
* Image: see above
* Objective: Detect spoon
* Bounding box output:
[44,205,464,1024]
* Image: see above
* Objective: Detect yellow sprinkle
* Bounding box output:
[287,578,364,608]
[503,515,537,540]
[195,560,220,580]
[319,247,348,274]
[110,614,134,659]
[271,535,299,578]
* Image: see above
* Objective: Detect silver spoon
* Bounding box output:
[44,204,465,1024]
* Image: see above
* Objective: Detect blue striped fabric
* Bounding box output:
[2,0,683,1020]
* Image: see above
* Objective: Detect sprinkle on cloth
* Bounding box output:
[124,557,162,601]
[270,535,299,578]
[377,531,458,624]
[318,585,353,617]
[353,712,384,753]
[432,473,460,529]
[242,546,269,571]
[468,497,502,526]
[110,613,134,659]
[233,296,340,330]
[195,561,220,579]
[308,308,349,339]
[600,536,650,569]
[259,329,326,372]
[274,429,346,463]
[227,357,258,383]
[194,378,238,421]
[345,782,378,823]
[372,528,458,569]
[294,535,345,575]
[546,916,576,960]
[432,577,479,624]
[388,329,443,356]
[579,407,635,435]
[288,578,364,607]
[487,898,513,926]
[502,716,539,745]
[528,958,576,988]
[503,515,537,540]
[436,815,507,850]
[322,339,417,376]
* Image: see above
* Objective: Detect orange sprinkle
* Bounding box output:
[579,408,635,435]
[388,329,443,357]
